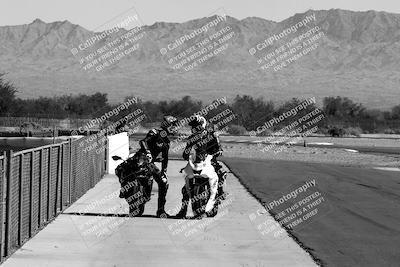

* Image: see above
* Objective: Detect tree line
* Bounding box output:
[1,74,399,134]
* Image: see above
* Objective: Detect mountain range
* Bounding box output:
[0,9,399,109]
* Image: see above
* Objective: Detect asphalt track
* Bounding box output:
[222,157,400,267]
[2,160,316,267]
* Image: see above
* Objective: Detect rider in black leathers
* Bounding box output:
[137,116,178,217]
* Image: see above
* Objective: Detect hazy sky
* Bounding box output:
[1,0,400,30]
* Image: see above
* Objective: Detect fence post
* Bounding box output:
[59,144,64,211]
[105,136,108,174]
[18,153,23,246]
[29,151,34,238]
[0,152,6,260]
[4,150,13,256]
[38,149,43,228]
[68,139,73,204]
[105,132,109,174]
[47,148,51,221]
[54,146,60,215]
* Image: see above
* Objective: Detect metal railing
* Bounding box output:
[0,134,107,262]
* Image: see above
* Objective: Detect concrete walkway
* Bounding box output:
[2,160,317,267]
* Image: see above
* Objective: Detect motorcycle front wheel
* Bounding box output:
[192,184,208,217]
[206,203,218,217]
[129,204,145,217]
[127,180,147,217]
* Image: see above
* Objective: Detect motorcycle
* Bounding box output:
[182,153,219,218]
[113,152,162,217]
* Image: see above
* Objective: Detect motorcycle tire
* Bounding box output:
[127,181,147,217]
[206,203,218,217]
[129,204,145,217]
[192,184,208,217]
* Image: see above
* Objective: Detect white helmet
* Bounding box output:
[188,115,207,131]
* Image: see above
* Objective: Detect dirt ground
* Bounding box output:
[220,143,400,168]
[129,138,400,168]
[221,135,400,148]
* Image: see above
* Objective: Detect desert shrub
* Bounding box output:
[389,128,400,134]
[19,122,44,136]
[227,125,247,135]
[257,128,274,136]
[328,126,345,137]
[20,122,42,130]
[382,128,400,134]
[384,128,396,134]
[344,127,362,137]
[318,126,330,135]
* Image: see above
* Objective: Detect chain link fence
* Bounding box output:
[0,134,107,263]
[0,116,96,129]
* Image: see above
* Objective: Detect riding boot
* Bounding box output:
[217,186,225,201]
[174,202,188,219]
[217,169,227,200]
[156,183,170,217]
[144,180,152,201]
[174,185,190,218]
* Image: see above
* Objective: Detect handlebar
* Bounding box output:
[112,154,163,163]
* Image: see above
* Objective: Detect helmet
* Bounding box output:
[161,115,178,135]
[188,115,207,133]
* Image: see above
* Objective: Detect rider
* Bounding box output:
[206,123,227,200]
[174,115,224,218]
[138,115,178,218]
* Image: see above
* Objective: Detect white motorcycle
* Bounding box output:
[182,153,219,217]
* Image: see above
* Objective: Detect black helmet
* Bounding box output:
[188,115,207,133]
[161,115,178,134]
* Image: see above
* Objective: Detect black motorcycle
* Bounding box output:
[113,152,161,216]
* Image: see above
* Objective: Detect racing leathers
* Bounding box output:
[176,128,224,217]
[138,128,170,216]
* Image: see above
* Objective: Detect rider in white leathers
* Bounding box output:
[175,115,221,218]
